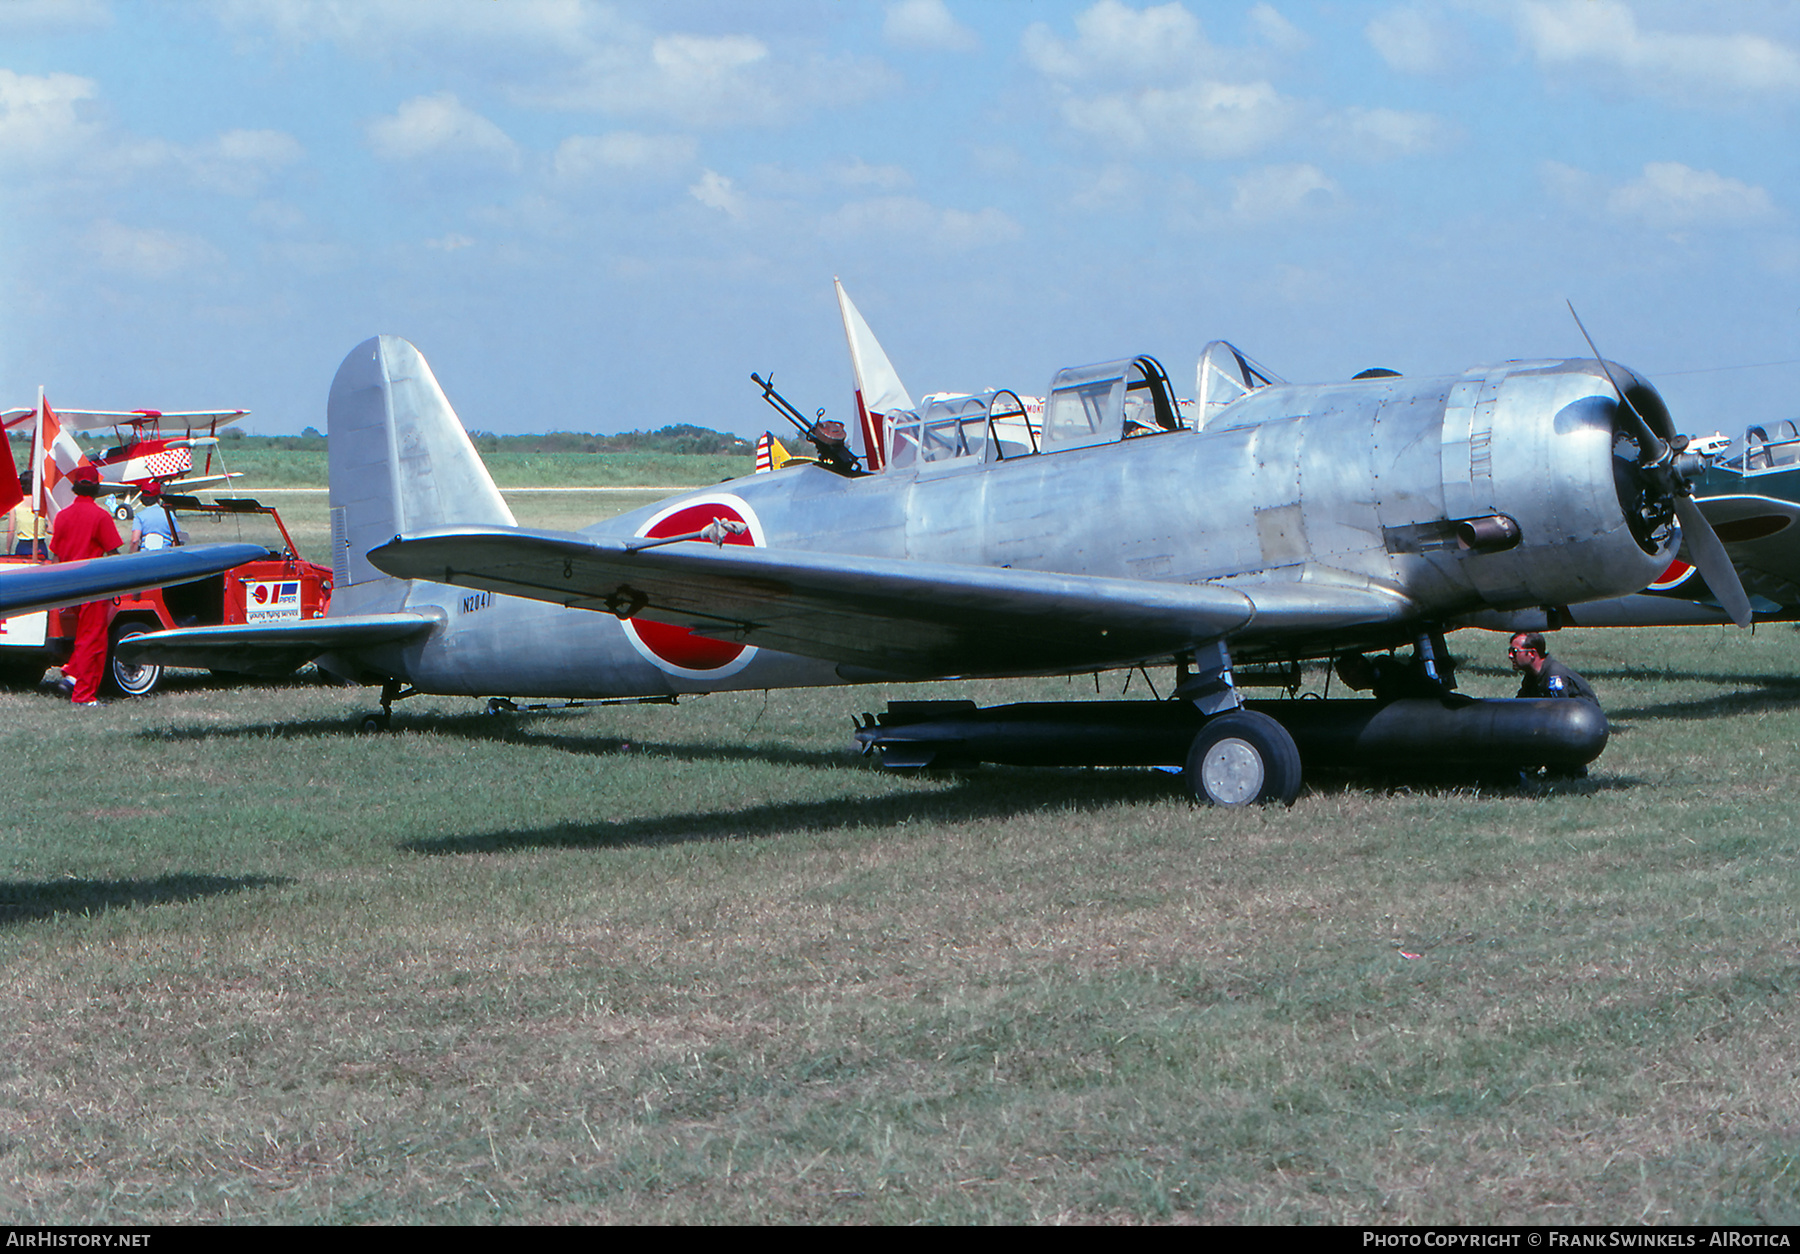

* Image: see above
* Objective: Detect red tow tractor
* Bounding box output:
[0,495,332,696]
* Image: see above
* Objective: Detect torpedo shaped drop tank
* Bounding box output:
[854,696,1607,775]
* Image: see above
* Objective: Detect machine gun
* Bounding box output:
[750,372,863,476]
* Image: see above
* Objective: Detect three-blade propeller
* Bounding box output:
[1568,302,1752,628]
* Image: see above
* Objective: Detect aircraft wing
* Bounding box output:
[114,612,440,676]
[60,409,247,432]
[370,526,1413,677]
[0,544,270,618]
[1687,494,1800,603]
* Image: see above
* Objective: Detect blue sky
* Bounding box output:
[2,0,1797,437]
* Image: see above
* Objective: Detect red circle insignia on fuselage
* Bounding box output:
[1649,559,1694,591]
[622,496,763,678]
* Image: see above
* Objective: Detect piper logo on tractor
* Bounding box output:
[244,579,302,623]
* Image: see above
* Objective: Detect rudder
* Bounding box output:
[327,336,515,607]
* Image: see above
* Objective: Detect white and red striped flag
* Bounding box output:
[30,390,94,523]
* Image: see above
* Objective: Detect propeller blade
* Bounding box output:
[1567,301,1667,466]
[1674,495,1753,628]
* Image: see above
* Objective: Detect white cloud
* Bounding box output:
[1366,5,1468,76]
[1068,163,1145,213]
[1539,158,1600,208]
[425,233,476,251]
[0,69,102,165]
[1326,106,1458,161]
[1248,3,1308,54]
[0,0,109,34]
[1023,0,1212,84]
[85,219,223,279]
[218,2,897,129]
[0,71,303,200]
[1230,163,1343,222]
[366,93,520,172]
[1542,159,1778,231]
[1061,78,1294,159]
[689,169,745,217]
[883,0,979,53]
[553,131,698,181]
[187,129,306,194]
[1023,1,1298,158]
[834,158,913,192]
[212,0,593,57]
[1515,0,1800,102]
[1608,162,1777,230]
[822,196,1021,250]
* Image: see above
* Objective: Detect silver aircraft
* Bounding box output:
[121,332,1746,804]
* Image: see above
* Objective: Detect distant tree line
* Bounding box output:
[9,424,753,463]
[462,425,754,456]
[211,425,750,456]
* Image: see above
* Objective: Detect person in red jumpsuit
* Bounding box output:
[49,464,124,705]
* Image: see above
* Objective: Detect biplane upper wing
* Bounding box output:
[114,612,440,676]
[55,409,248,432]
[370,526,1414,677]
[0,544,270,618]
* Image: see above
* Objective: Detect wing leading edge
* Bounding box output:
[114,612,440,675]
[370,526,1414,677]
[0,544,271,617]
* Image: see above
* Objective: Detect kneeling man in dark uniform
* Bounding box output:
[1508,631,1599,780]
[1508,632,1598,703]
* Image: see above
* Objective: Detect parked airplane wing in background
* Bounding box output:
[114,612,438,676]
[0,545,269,618]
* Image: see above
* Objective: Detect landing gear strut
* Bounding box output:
[359,678,415,733]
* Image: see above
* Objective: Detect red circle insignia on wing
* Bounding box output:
[622,498,761,677]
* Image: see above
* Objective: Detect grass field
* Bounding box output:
[1,487,1797,1224]
[209,449,750,489]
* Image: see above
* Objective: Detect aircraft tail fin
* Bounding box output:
[327,336,515,607]
[835,278,915,472]
[754,432,802,473]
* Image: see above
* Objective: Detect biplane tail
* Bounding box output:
[326,336,515,613]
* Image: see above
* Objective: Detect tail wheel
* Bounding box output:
[1184,710,1302,806]
[105,623,163,698]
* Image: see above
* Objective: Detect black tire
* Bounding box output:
[114,504,134,521]
[105,623,163,698]
[1183,710,1302,806]
[358,713,390,733]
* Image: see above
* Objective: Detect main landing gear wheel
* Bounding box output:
[1183,710,1302,807]
[358,713,390,734]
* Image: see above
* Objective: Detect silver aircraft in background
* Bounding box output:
[122,328,1744,804]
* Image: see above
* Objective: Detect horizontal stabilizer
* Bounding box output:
[370,526,1412,678]
[0,544,269,617]
[115,611,438,675]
